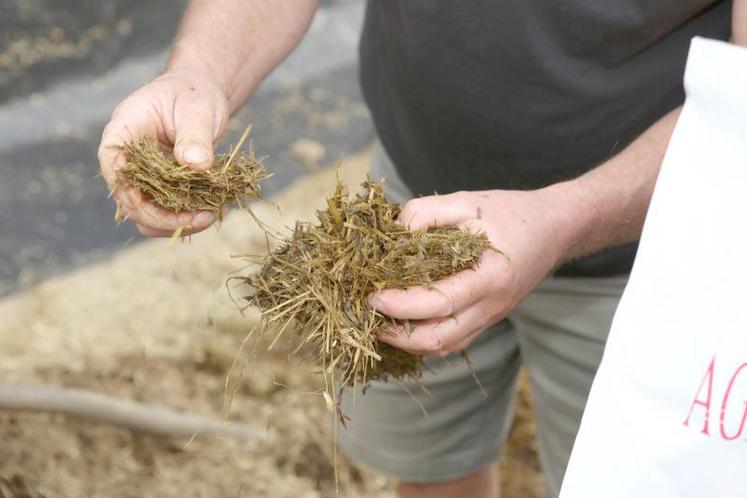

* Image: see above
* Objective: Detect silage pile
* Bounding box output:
[0,148,541,497]
[242,176,492,412]
[0,150,399,498]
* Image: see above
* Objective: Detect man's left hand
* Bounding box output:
[370,188,574,357]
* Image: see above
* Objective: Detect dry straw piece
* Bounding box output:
[241,175,493,416]
[115,126,269,222]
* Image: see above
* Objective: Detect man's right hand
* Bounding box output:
[98,70,229,237]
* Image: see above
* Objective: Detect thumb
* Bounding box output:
[172,96,219,170]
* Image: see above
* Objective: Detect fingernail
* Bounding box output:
[193,212,215,227]
[182,146,210,166]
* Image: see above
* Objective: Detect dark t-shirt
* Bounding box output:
[359,0,731,276]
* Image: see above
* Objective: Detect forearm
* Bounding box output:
[733,0,747,45]
[546,107,681,263]
[550,1,747,263]
[167,0,319,113]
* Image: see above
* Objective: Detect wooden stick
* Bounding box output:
[0,384,270,440]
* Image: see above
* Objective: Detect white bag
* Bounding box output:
[560,37,747,498]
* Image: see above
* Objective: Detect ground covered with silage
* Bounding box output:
[0,151,543,498]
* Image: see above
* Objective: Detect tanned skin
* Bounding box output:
[98,1,747,496]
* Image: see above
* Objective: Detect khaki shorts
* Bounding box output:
[337,142,627,498]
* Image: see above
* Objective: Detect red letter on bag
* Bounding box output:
[719,362,747,441]
[683,355,716,436]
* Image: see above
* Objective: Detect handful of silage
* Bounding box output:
[243,177,493,396]
[115,128,269,222]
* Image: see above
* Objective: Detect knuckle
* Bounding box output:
[422,333,445,356]
[435,291,455,317]
[496,262,516,289]
[111,94,141,119]
[491,301,509,320]
[369,293,387,311]
[399,200,419,222]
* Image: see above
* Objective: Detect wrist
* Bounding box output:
[167,60,261,115]
[166,36,261,111]
[537,179,599,265]
[165,55,233,96]
[156,67,232,112]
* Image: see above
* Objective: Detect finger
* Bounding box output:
[135,223,208,238]
[399,191,476,230]
[172,90,221,170]
[136,224,172,237]
[369,267,489,320]
[126,201,217,233]
[98,148,125,195]
[119,194,217,237]
[116,187,216,232]
[98,99,162,192]
[378,306,487,357]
